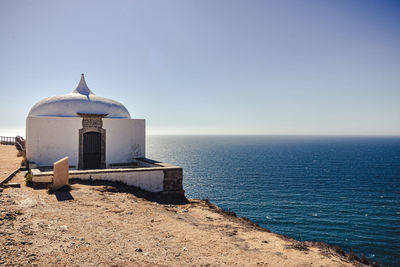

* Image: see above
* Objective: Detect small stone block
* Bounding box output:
[32,175,52,183]
[7,183,20,188]
[53,157,69,191]
[30,163,38,169]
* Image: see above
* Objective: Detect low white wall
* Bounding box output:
[103,118,145,166]
[69,169,163,192]
[26,116,81,167]
[32,169,164,192]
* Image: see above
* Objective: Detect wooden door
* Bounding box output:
[83,132,101,169]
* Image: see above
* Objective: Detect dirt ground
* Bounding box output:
[0,146,365,266]
[0,145,22,178]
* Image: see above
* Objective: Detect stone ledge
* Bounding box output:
[32,166,182,177]
[31,158,183,194]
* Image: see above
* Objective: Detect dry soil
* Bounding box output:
[0,146,365,266]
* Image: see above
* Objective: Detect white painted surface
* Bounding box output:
[32,169,165,192]
[26,116,81,167]
[52,157,69,190]
[72,74,93,96]
[69,170,164,192]
[103,118,145,165]
[28,74,131,118]
[26,116,145,168]
[32,169,164,192]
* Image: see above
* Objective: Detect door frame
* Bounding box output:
[78,113,107,170]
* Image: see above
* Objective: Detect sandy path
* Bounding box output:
[0,146,363,266]
[0,145,22,179]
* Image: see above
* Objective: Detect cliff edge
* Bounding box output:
[0,146,367,266]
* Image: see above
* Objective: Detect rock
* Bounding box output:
[183,247,188,251]
[58,225,68,232]
[19,198,37,208]
[52,157,69,191]
[135,248,143,253]
[7,183,20,188]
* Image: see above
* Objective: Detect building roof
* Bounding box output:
[28,74,131,119]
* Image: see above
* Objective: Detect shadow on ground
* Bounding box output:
[55,190,74,201]
[69,179,189,205]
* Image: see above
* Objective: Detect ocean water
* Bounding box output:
[147,135,400,266]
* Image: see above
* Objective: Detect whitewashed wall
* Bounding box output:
[26,117,81,167]
[32,168,164,192]
[69,169,163,192]
[26,116,145,168]
[103,118,145,166]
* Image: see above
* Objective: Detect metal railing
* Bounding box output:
[0,135,25,151]
[0,136,15,145]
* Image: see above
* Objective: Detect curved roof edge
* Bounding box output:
[27,74,131,119]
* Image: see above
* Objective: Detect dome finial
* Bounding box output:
[73,73,93,96]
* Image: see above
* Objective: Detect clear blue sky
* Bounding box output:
[1,0,399,136]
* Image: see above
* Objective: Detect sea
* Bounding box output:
[147,135,400,266]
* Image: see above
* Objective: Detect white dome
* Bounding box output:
[28,74,131,119]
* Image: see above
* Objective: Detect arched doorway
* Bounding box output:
[83,132,101,169]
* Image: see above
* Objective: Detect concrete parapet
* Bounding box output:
[31,158,184,195]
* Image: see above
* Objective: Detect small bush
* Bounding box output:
[25,172,33,187]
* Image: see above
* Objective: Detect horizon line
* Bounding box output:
[147,133,400,137]
[1,127,399,138]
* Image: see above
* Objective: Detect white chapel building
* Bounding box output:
[26,74,145,169]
